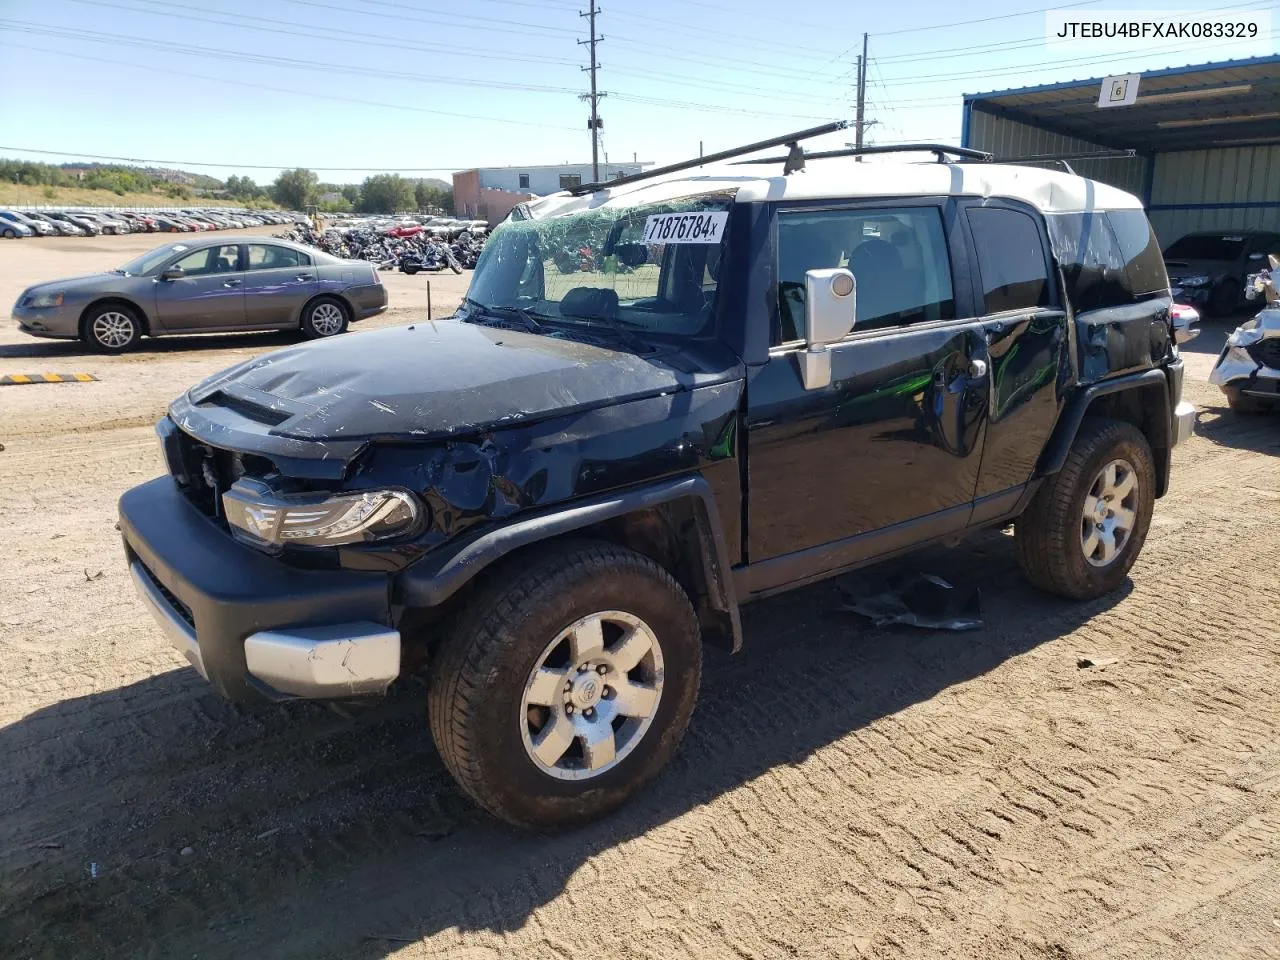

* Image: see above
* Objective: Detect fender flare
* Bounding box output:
[395,474,743,651]
[1037,367,1173,494]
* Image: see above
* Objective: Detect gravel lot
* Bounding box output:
[1,232,1277,960]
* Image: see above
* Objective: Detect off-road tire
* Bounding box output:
[428,539,702,829]
[301,296,349,339]
[82,302,143,353]
[1016,418,1155,600]
[1224,386,1270,414]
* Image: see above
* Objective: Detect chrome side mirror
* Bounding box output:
[797,268,856,390]
[161,266,185,281]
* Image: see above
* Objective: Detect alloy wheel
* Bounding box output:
[92,311,136,349]
[310,302,344,335]
[1080,458,1138,567]
[520,610,664,781]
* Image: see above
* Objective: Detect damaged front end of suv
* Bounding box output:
[1210,255,1280,413]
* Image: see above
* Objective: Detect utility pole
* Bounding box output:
[854,32,869,161]
[579,6,604,182]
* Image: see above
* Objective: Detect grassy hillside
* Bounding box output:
[0,183,276,209]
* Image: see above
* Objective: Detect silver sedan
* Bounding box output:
[12,236,387,352]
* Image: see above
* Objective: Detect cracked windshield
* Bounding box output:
[467,194,731,336]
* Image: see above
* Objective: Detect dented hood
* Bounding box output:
[179,319,735,449]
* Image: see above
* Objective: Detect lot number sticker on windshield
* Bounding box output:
[642,211,727,244]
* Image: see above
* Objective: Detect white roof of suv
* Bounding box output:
[527,158,1144,220]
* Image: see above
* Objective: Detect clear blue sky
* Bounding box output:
[0,0,1274,183]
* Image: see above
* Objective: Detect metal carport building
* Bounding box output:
[961,55,1280,245]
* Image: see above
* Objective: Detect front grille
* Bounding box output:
[1248,338,1280,371]
[138,560,195,629]
[173,431,242,521]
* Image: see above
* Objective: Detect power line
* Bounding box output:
[0,21,583,95]
[4,41,580,130]
[276,0,577,41]
[56,0,581,68]
[872,29,1279,87]
[877,0,1105,36]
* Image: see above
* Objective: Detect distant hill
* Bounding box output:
[58,162,224,189]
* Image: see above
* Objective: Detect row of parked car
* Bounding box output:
[0,208,306,238]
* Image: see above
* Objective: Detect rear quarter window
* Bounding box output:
[1046,212,1132,313]
[1107,210,1168,298]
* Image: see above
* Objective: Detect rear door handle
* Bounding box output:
[295,274,314,281]
[223,279,242,287]
[968,358,988,378]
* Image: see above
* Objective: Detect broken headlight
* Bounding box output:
[222,478,424,549]
[1227,324,1265,348]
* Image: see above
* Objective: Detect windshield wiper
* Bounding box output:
[462,297,545,334]
[559,311,653,354]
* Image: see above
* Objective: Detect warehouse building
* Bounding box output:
[453,161,651,223]
[961,55,1280,246]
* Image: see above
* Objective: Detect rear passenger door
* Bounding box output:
[961,201,1069,519]
[744,199,992,574]
[241,243,319,327]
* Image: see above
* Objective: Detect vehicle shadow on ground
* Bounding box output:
[1,533,1132,959]
[0,331,300,359]
[1194,399,1280,455]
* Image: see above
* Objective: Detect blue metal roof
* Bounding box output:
[962,55,1280,153]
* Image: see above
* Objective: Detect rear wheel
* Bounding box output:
[429,540,701,828]
[301,297,349,339]
[1016,418,1155,599]
[83,303,142,353]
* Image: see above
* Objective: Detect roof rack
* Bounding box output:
[974,148,1137,176]
[735,143,993,164]
[567,120,848,195]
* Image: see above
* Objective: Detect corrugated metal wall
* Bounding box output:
[1147,145,1280,242]
[966,108,1149,198]
[968,107,1280,246]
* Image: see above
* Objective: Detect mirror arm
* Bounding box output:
[797,345,832,390]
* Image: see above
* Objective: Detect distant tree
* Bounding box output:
[341,184,360,204]
[357,174,415,214]
[413,182,454,214]
[272,168,318,209]
[225,175,261,200]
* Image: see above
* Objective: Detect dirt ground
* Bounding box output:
[1,232,1277,960]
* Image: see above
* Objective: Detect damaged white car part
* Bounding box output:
[1210,256,1280,413]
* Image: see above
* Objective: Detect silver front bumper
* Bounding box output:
[131,560,399,698]
[244,623,400,698]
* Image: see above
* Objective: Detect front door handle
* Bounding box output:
[295,274,314,281]
[223,279,242,287]
[968,358,988,378]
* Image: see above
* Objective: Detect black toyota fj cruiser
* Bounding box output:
[120,126,1194,827]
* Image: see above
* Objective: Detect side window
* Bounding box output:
[1106,210,1168,297]
[518,173,530,189]
[775,206,956,343]
[175,244,240,276]
[1046,212,1131,313]
[247,244,305,269]
[968,207,1052,314]
[559,174,582,190]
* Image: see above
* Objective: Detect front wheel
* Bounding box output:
[1016,418,1155,599]
[83,303,142,353]
[2,228,15,239]
[301,297,349,339]
[446,252,463,274]
[429,540,701,828]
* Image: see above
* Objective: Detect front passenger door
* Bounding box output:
[152,244,246,331]
[745,201,991,574]
[241,244,320,327]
